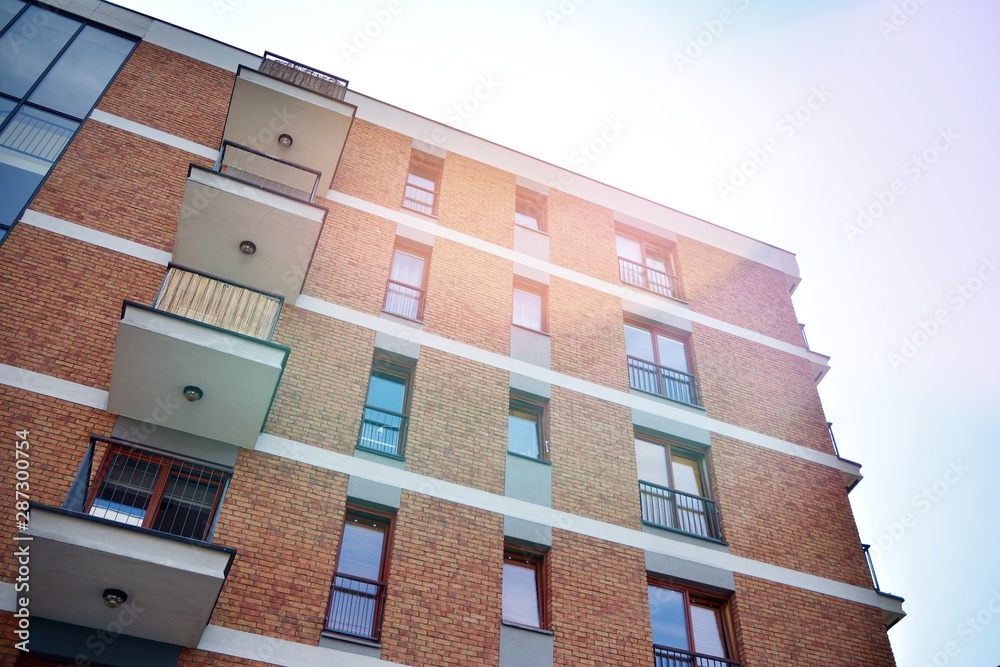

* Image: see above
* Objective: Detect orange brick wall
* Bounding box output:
[0,226,161,389]
[549,277,629,390]
[331,119,411,209]
[381,493,503,667]
[547,189,617,283]
[437,153,515,247]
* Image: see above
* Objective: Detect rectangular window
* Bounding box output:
[648,582,737,666]
[358,358,413,458]
[514,187,546,232]
[0,3,136,242]
[508,395,547,460]
[401,150,443,216]
[383,242,428,321]
[624,322,700,406]
[327,508,393,641]
[503,545,546,629]
[512,281,547,332]
[635,437,720,540]
[86,442,228,542]
[616,231,683,300]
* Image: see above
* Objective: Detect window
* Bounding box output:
[512,280,547,332]
[624,322,700,406]
[401,150,442,216]
[508,395,547,460]
[514,187,546,232]
[0,3,136,242]
[358,358,412,458]
[503,545,546,629]
[616,231,683,300]
[86,442,228,541]
[648,583,737,666]
[383,242,428,321]
[635,436,720,540]
[327,508,393,641]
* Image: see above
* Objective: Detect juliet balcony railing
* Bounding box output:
[618,257,683,300]
[326,573,387,641]
[215,140,322,203]
[654,646,740,667]
[639,481,722,542]
[627,356,702,407]
[382,279,425,321]
[401,181,436,216]
[357,405,409,458]
[154,265,283,341]
[259,52,349,101]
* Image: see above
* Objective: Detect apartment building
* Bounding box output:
[0,2,904,665]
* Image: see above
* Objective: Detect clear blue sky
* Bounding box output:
[110,1,1000,664]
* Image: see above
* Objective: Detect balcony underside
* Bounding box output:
[877,591,906,629]
[173,166,326,304]
[107,302,289,448]
[26,504,235,648]
[224,67,356,192]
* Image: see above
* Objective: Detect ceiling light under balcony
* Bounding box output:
[239,240,257,255]
[102,588,128,609]
[183,385,204,402]
[278,133,293,147]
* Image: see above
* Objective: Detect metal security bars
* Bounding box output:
[0,106,75,161]
[326,574,387,641]
[401,180,436,216]
[215,141,322,202]
[627,356,702,407]
[618,257,683,300]
[654,646,741,667]
[863,544,883,592]
[260,52,349,101]
[357,406,408,457]
[153,265,283,341]
[67,436,229,542]
[382,279,425,321]
[639,481,722,541]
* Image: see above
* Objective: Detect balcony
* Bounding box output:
[382,279,425,321]
[326,573,387,641]
[26,436,236,648]
[639,481,722,542]
[107,265,290,448]
[627,355,702,407]
[223,53,356,194]
[357,405,408,458]
[864,544,906,628]
[173,142,328,304]
[654,646,740,667]
[619,256,684,301]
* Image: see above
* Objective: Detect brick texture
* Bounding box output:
[437,153,515,247]
[548,189,618,282]
[331,119,411,209]
[549,276,629,390]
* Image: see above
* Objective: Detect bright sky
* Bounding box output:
[109,1,1000,663]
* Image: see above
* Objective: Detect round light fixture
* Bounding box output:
[183,385,204,402]
[103,588,128,609]
[278,133,293,147]
[239,240,257,255]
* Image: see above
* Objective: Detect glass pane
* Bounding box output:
[29,25,133,119]
[152,471,221,539]
[512,288,542,330]
[671,453,703,497]
[691,603,727,658]
[645,249,668,273]
[390,249,424,287]
[503,561,540,627]
[88,454,160,526]
[508,407,540,458]
[0,0,24,34]
[514,211,539,230]
[406,168,436,192]
[624,324,655,360]
[0,6,80,97]
[616,234,642,261]
[0,96,14,123]
[337,520,385,580]
[648,585,689,650]
[635,439,669,487]
[366,371,406,412]
[656,335,688,373]
[1,105,78,161]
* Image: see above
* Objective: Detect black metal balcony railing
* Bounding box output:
[63,436,229,543]
[153,265,283,341]
[627,356,702,407]
[260,52,349,102]
[358,405,408,457]
[827,421,841,457]
[326,573,386,641]
[215,140,322,203]
[654,646,741,667]
[382,279,425,321]
[618,257,683,300]
[862,544,883,592]
[401,182,436,216]
[639,481,722,541]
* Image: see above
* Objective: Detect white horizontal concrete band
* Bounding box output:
[0,364,108,411]
[20,210,172,266]
[89,109,218,161]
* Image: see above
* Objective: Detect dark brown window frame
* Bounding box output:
[647,578,738,663]
[624,319,701,407]
[512,278,548,333]
[635,431,711,498]
[358,355,416,459]
[402,150,443,216]
[503,543,548,630]
[508,392,549,461]
[383,240,431,322]
[514,187,547,232]
[616,228,684,300]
